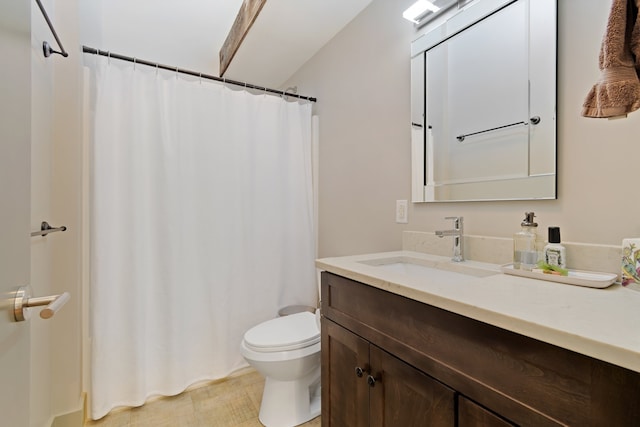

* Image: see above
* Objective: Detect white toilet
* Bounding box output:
[241,309,321,427]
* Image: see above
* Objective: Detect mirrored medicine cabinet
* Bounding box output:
[410,0,557,202]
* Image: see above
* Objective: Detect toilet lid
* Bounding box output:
[244,311,320,352]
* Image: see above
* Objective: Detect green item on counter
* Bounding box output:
[536,260,569,276]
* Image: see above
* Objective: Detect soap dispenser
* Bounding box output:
[514,212,539,270]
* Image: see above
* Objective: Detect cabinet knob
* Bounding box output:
[355,366,364,378]
[367,375,377,387]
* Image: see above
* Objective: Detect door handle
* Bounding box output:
[13,285,70,321]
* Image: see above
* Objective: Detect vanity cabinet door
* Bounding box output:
[322,317,456,427]
[369,345,455,427]
[458,396,516,427]
[322,318,370,427]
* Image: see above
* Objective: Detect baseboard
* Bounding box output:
[51,394,86,427]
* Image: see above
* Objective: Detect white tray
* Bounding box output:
[501,264,618,289]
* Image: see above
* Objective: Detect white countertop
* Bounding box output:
[316,251,640,374]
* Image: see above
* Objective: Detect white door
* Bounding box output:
[0,2,32,426]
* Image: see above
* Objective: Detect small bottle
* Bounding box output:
[544,227,566,269]
[514,212,539,270]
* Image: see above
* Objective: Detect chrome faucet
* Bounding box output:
[435,216,464,262]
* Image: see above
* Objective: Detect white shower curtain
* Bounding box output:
[85,56,317,419]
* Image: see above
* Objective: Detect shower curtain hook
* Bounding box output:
[133,57,136,71]
[175,66,179,80]
[155,63,159,76]
[199,72,202,84]
[107,51,111,65]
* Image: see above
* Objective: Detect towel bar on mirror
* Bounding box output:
[456,117,540,142]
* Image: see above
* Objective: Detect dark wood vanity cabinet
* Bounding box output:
[321,272,640,427]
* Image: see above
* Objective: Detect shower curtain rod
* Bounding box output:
[82,46,317,103]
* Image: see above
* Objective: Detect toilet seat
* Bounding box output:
[244,311,320,352]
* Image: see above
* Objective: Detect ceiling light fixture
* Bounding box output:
[402,0,441,24]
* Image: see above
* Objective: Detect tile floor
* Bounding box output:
[84,369,321,427]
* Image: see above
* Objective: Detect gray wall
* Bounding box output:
[285,0,640,258]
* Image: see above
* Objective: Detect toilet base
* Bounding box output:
[258,366,321,427]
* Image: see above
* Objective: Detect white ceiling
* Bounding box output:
[80,0,372,89]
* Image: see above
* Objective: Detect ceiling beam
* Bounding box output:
[219,0,267,77]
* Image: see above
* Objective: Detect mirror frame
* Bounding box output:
[410,0,557,203]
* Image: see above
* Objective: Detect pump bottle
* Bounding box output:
[544,226,566,269]
[513,212,538,270]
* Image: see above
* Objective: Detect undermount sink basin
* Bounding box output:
[358,256,499,279]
